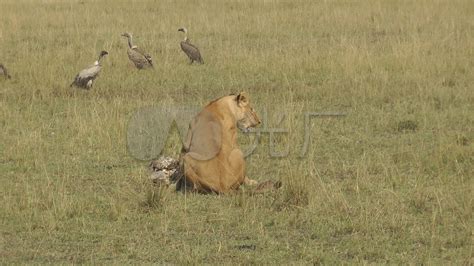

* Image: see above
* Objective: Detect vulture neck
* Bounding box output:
[183,32,188,42]
[96,55,105,65]
[127,36,134,49]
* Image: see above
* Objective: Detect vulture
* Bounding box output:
[70,50,108,89]
[0,64,11,79]
[121,32,153,69]
[178,27,204,64]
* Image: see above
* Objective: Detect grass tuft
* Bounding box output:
[397,120,418,132]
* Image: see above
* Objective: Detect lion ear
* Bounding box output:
[236,92,249,107]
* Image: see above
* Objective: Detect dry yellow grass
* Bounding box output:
[0,0,473,263]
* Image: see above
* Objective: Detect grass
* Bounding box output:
[1,0,473,263]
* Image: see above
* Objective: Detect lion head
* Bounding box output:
[234,92,261,132]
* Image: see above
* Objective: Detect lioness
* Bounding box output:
[176,92,261,193]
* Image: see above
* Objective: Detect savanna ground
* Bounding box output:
[1,0,473,263]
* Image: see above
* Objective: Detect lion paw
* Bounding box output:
[244,177,258,186]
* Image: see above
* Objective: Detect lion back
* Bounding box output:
[183,108,222,161]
